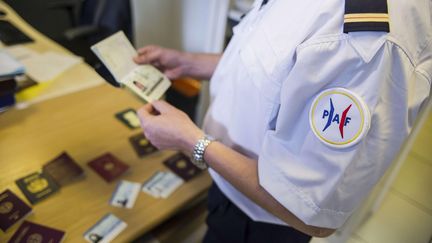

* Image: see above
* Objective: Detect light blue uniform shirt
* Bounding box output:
[203,0,432,228]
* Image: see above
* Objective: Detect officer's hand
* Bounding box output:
[134,45,191,80]
[137,100,204,154]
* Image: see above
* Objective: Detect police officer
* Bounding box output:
[134,0,432,242]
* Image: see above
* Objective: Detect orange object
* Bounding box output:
[172,77,201,97]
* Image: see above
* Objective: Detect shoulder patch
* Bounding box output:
[309,88,370,149]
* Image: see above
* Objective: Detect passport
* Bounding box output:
[0,189,32,232]
[91,31,171,103]
[129,133,158,158]
[8,221,65,243]
[42,152,84,186]
[163,153,202,182]
[15,172,59,205]
[115,109,140,129]
[87,153,129,183]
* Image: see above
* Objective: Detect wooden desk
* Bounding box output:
[0,85,212,242]
[0,3,212,242]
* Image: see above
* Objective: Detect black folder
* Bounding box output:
[0,20,33,45]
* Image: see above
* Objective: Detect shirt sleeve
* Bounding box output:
[257,33,430,229]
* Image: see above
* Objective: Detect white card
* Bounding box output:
[142,171,183,199]
[91,31,171,103]
[142,171,165,198]
[157,172,184,199]
[110,180,141,209]
[83,213,127,243]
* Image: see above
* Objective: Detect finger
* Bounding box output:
[137,45,159,55]
[135,46,154,64]
[151,100,176,114]
[133,56,142,64]
[137,104,154,121]
[135,49,162,64]
[164,67,183,80]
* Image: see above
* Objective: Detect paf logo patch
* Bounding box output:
[309,88,370,148]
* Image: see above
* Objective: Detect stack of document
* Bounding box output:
[5,46,82,83]
[0,51,23,110]
[0,50,24,79]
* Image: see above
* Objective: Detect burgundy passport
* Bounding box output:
[0,189,32,232]
[87,153,129,183]
[163,153,202,182]
[8,221,65,243]
[129,133,158,158]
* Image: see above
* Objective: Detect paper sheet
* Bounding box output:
[5,45,38,61]
[21,51,82,82]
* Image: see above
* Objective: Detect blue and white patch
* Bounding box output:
[309,88,370,149]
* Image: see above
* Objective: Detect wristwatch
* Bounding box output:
[191,135,215,169]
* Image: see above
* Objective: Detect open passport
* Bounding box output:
[91,31,171,102]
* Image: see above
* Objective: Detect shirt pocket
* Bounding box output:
[238,28,283,105]
[238,28,287,130]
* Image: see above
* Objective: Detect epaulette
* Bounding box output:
[344,0,390,33]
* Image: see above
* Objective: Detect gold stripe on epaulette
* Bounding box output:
[344,13,389,23]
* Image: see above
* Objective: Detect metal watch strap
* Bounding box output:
[191,135,215,169]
